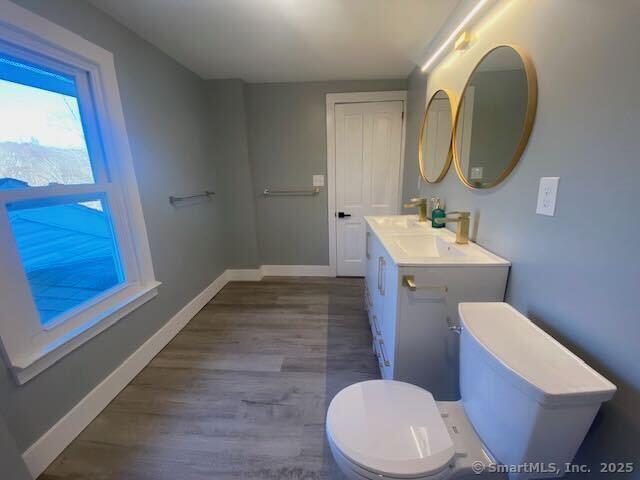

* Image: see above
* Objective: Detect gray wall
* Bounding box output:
[244,80,406,266]
[0,416,30,480]
[401,68,428,207]
[1,0,230,454]
[405,0,639,475]
[206,80,260,268]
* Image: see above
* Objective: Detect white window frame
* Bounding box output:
[0,1,160,384]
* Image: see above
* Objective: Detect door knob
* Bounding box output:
[337,212,352,218]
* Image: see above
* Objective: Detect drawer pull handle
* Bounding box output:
[402,275,448,293]
[372,315,381,336]
[366,231,371,259]
[378,339,391,367]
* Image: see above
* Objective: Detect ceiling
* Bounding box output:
[87,0,459,83]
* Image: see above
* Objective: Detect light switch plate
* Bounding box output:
[536,177,559,216]
[470,167,483,180]
[313,175,324,187]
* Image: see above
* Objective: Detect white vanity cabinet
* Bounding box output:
[364,231,396,380]
[364,219,509,399]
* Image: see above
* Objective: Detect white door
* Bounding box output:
[335,101,403,277]
[425,96,453,171]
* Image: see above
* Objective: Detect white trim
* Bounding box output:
[21,271,230,479]
[260,265,332,277]
[20,264,333,478]
[325,91,408,105]
[226,266,333,278]
[12,283,160,385]
[325,91,407,277]
[226,269,263,282]
[0,0,113,64]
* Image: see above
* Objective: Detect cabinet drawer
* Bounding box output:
[369,312,382,340]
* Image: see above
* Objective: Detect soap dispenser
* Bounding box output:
[426,197,437,220]
[431,199,445,228]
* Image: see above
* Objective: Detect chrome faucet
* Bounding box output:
[433,211,471,244]
[403,197,428,222]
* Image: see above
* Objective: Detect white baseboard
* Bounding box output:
[260,265,332,277]
[21,270,230,478]
[228,266,332,279]
[226,268,263,281]
[21,264,333,478]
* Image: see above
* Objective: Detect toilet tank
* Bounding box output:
[458,303,616,480]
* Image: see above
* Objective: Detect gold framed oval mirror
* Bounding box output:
[419,89,453,183]
[453,45,537,189]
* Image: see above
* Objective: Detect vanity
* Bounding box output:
[364,215,509,399]
[361,44,535,399]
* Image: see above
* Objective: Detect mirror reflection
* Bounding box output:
[454,45,536,188]
[419,90,453,183]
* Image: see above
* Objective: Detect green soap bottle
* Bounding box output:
[431,199,446,228]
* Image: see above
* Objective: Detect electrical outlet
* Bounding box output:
[536,177,559,216]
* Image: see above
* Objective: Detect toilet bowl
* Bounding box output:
[326,380,495,480]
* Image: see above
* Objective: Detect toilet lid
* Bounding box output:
[327,380,455,478]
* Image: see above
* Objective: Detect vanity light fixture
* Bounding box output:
[421,0,489,72]
[455,32,471,50]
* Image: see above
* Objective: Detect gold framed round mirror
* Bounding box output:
[419,89,453,183]
[453,45,537,189]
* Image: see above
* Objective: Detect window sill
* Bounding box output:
[9,281,161,385]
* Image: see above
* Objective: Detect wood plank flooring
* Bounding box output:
[41,277,379,479]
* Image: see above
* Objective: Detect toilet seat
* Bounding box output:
[328,434,451,480]
[326,380,455,479]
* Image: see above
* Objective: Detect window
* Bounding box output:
[7,197,125,326]
[0,4,158,384]
[1,56,124,327]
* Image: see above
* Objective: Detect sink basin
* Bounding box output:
[365,215,509,266]
[392,234,467,258]
[371,216,424,230]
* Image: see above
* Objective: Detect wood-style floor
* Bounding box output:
[41,277,379,479]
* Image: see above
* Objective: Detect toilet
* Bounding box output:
[326,303,616,480]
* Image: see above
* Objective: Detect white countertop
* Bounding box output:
[365,215,510,267]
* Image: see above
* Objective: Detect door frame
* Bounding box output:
[326,91,407,277]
